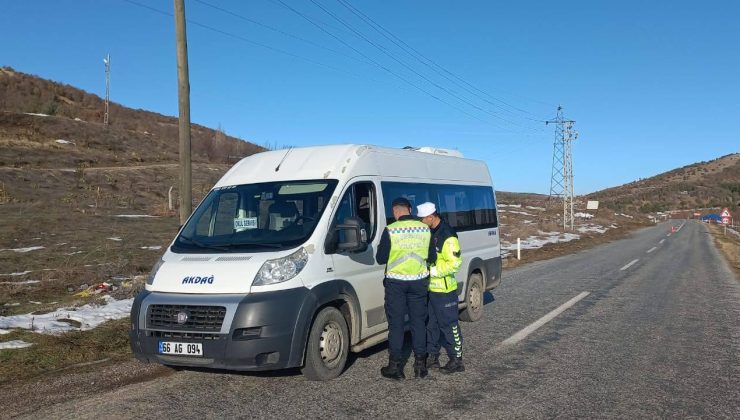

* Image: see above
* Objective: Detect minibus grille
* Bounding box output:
[150,330,222,340]
[147,304,226,332]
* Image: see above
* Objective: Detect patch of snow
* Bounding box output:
[65,251,83,256]
[56,243,68,246]
[498,204,522,208]
[3,303,20,307]
[0,246,45,253]
[28,301,42,305]
[55,139,75,145]
[23,112,49,117]
[114,215,160,219]
[523,220,535,224]
[0,271,32,277]
[502,232,581,253]
[0,297,134,335]
[577,224,607,234]
[107,237,122,241]
[0,280,40,285]
[74,117,85,122]
[499,209,535,216]
[526,206,546,211]
[615,213,634,219]
[574,212,594,219]
[0,340,33,349]
[0,329,10,335]
[140,246,162,250]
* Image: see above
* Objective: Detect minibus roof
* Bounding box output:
[215,144,492,188]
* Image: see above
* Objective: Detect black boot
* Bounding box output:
[440,357,465,374]
[426,353,440,369]
[380,356,405,380]
[413,354,428,379]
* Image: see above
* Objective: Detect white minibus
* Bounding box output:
[130,144,501,380]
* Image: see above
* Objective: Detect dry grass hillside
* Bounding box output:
[0,68,264,321]
[0,66,263,168]
[588,153,740,214]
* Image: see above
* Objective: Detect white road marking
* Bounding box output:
[500,291,590,347]
[647,247,657,254]
[659,239,665,244]
[620,259,639,271]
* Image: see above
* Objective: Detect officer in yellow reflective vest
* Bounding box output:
[417,202,465,374]
[376,197,437,380]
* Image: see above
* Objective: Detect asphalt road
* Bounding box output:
[29,221,740,419]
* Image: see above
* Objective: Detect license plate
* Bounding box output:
[158,341,203,356]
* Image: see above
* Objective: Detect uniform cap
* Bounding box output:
[417,202,436,218]
[391,197,412,209]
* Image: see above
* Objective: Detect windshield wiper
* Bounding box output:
[178,235,230,251]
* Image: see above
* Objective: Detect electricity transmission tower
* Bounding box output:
[546,106,578,230]
[103,53,110,125]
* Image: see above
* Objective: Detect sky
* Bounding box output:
[1,0,738,194]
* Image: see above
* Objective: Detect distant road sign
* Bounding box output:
[586,201,599,210]
[721,208,732,225]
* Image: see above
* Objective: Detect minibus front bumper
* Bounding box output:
[129,288,311,371]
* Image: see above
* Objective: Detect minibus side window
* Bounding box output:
[380,182,432,225]
[436,185,497,231]
[326,182,377,253]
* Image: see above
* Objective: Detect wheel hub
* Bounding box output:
[319,322,342,365]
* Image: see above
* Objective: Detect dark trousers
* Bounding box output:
[427,291,463,358]
[384,277,429,359]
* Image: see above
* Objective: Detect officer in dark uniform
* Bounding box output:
[376,197,436,379]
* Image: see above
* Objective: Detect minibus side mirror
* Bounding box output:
[336,217,368,253]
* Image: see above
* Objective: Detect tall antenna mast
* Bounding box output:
[103,53,110,126]
[546,106,578,230]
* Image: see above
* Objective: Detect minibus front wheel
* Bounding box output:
[301,306,349,381]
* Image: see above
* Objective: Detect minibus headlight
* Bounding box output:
[147,258,165,285]
[253,247,308,286]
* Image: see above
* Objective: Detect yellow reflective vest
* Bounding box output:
[385,219,431,280]
[429,232,462,293]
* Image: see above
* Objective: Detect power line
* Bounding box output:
[306,0,542,131]
[270,0,491,124]
[122,0,414,95]
[124,0,548,135]
[334,0,550,124]
[193,0,372,67]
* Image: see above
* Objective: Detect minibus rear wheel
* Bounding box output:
[460,272,484,322]
[301,306,349,381]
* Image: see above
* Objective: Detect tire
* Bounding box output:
[459,272,484,322]
[301,306,350,381]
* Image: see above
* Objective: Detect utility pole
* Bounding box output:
[174,0,192,223]
[546,106,578,230]
[103,53,110,125]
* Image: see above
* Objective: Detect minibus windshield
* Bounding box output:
[172,180,338,253]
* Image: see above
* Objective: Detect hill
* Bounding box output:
[588,153,740,214]
[0,66,263,168]
[0,67,267,317]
